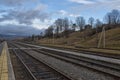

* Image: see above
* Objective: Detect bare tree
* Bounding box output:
[111,9,120,24]
[95,19,102,28]
[104,12,112,25]
[69,20,73,30]
[45,26,54,38]
[95,19,103,45]
[76,16,85,31]
[31,34,35,41]
[88,17,94,27]
[63,18,70,37]
[63,18,69,31]
[56,18,63,32]
[54,18,68,37]
[69,20,77,32]
[54,19,60,37]
[104,9,120,25]
[72,23,77,31]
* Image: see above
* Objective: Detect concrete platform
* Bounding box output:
[0,42,15,80]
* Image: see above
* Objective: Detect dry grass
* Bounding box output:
[37,43,120,55]
[38,27,120,50]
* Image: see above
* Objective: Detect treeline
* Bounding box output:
[25,9,120,41]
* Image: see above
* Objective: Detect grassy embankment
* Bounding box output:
[34,27,120,54]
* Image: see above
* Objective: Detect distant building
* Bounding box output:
[84,25,92,30]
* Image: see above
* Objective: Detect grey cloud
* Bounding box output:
[0,9,50,25]
[0,10,7,13]
[0,0,24,6]
[0,0,36,6]
[0,12,14,21]
[70,0,120,14]
[17,10,49,24]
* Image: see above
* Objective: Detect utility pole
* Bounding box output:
[103,26,105,48]
[96,26,98,47]
[97,26,105,48]
[53,31,54,44]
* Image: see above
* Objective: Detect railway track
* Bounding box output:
[8,42,120,80]
[16,42,120,59]
[35,49,120,78]
[9,49,35,80]
[12,42,120,79]
[9,44,72,80]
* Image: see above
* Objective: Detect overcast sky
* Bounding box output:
[0,0,120,36]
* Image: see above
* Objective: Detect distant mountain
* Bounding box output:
[0,24,46,40]
[0,27,45,40]
[0,34,26,40]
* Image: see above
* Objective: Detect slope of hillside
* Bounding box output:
[38,27,120,49]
